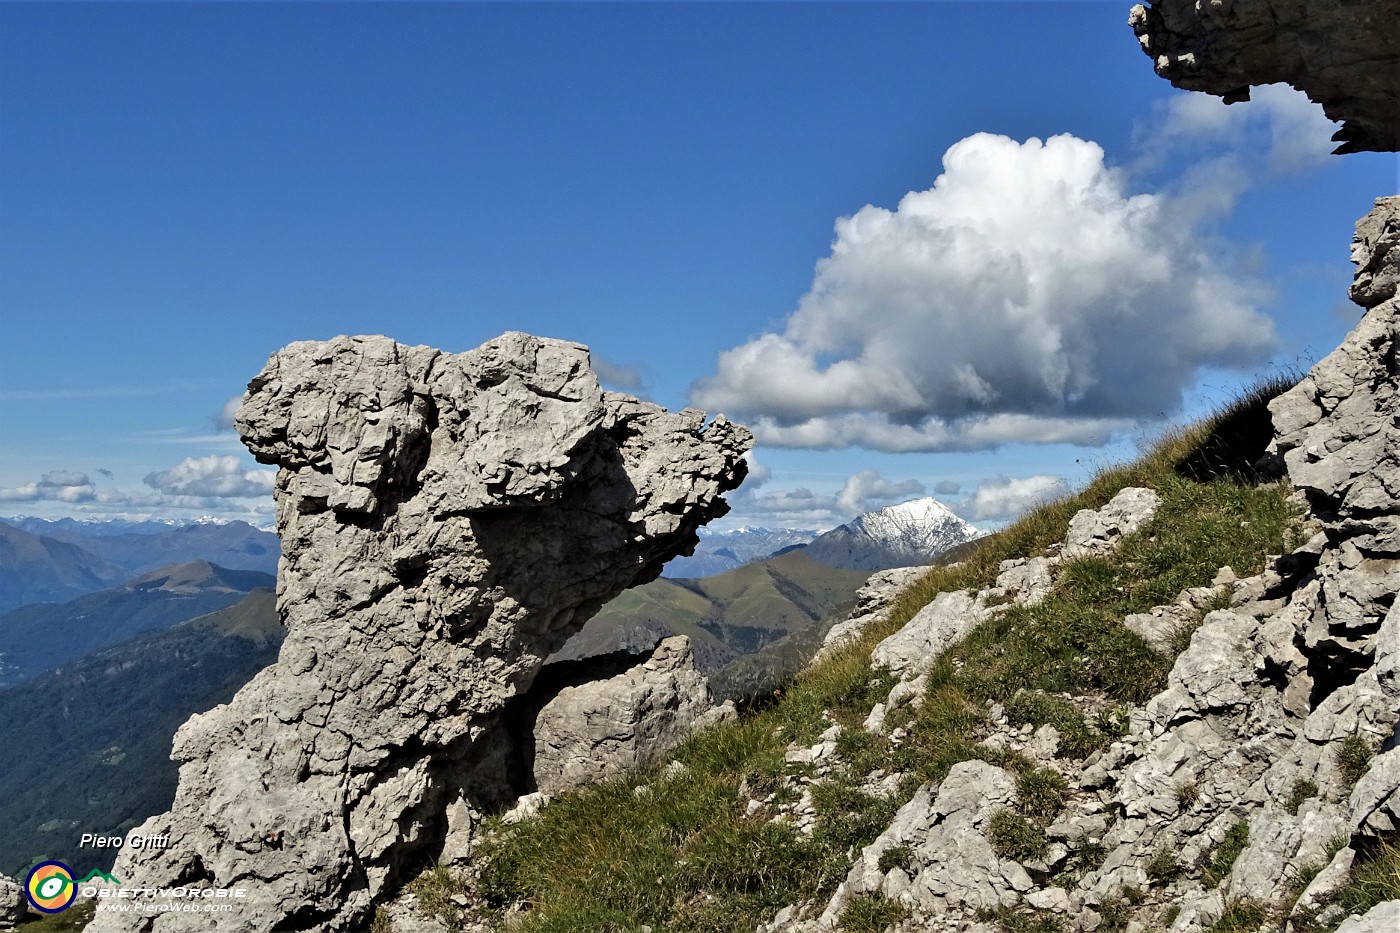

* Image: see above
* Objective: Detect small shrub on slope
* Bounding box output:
[1016,767,1069,821]
[989,809,1049,862]
[839,892,910,933]
[1203,821,1250,887]
[1207,898,1269,933]
[1286,778,1319,815]
[1335,735,1378,787]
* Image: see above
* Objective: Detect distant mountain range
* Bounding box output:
[0,560,275,687]
[662,498,981,578]
[556,550,871,673]
[0,588,283,877]
[0,518,279,612]
[663,526,819,577]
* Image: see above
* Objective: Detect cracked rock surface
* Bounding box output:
[0,874,22,930]
[91,332,750,933]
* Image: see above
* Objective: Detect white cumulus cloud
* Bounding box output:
[1133,85,1341,222]
[592,355,647,394]
[691,132,1277,452]
[956,475,1070,523]
[1145,84,1339,176]
[144,455,276,498]
[215,394,245,431]
[0,470,97,502]
[836,469,924,514]
[724,467,927,529]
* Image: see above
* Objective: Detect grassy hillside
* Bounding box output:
[0,522,123,612]
[397,380,1315,933]
[0,589,284,877]
[0,562,274,686]
[557,552,870,677]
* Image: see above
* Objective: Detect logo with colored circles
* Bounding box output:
[25,861,77,914]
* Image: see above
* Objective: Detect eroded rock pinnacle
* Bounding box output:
[91,332,750,932]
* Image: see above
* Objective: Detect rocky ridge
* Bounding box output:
[747,198,1400,933]
[89,332,750,932]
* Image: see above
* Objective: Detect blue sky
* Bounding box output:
[1,1,1394,531]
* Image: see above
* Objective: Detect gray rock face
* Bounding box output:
[0,874,23,930]
[1061,486,1161,559]
[92,333,750,933]
[769,762,1031,932]
[1128,0,1400,153]
[1271,199,1400,530]
[987,556,1055,607]
[530,635,713,795]
[870,589,991,678]
[1336,900,1400,933]
[815,565,925,662]
[1065,201,1400,930]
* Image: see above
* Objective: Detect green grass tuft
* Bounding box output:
[1146,846,1182,885]
[1207,898,1269,933]
[982,905,1068,933]
[1323,838,1400,929]
[839,892,910,933]
[1016,767,1069,821]
[877,845,912,874]
[1286,778,1319,815]
[989,809,1049,862]
[406,866,470,932]
[1203,821,1251,887]
[1335,736,1378,787]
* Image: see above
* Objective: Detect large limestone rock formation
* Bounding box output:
[91,332,750,932]
[1129,0,1400,153]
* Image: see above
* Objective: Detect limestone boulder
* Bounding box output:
[0,874,24,930]
[529,635,713,795]
[1061,487,1160,559]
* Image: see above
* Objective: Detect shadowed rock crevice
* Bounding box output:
[90,332,750,933]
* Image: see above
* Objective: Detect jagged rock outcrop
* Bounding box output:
[815,566,926,663]
[1128,0,1400,153]
[0,873,23,930]
[91,332,750,933]
[1060,486,1160,559]
[528,635,715,796]
[797,762,1033,929]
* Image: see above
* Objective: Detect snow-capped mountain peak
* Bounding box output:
[846,497,978,550]
[800,497,981,572]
